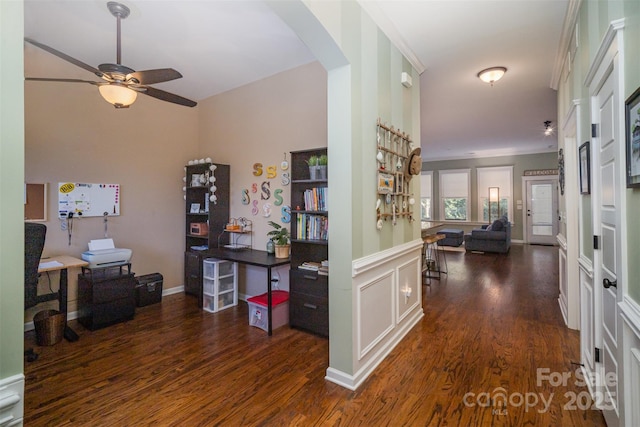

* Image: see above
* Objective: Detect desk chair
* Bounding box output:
[25,222,46,362]
[25,222,47,310]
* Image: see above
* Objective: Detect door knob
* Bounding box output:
[603,278,617,289]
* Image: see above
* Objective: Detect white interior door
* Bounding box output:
[592,64,621,427]
[525,178,558,245]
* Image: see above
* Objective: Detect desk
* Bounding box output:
[203,248,290,336]
[38,255,88,339]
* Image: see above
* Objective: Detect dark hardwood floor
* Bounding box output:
[24,245,606,426]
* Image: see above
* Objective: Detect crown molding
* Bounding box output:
[550,0,582,90]
[357,0,426,75]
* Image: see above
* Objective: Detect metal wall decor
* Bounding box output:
[375,118,419,229]
[558,149,565,195]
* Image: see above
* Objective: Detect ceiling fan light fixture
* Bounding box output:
[98,83,137,108]
[477,67,507,85]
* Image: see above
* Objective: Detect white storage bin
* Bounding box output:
[203,258,234,279]
[247,291,289,332]
[202,258,237,313]
[218,275,234,293]
[218,292,235,310]
[203,278,215,295]
[203,294,216,312]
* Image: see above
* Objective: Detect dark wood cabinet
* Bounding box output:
[184,251,203,306]
[183,162,230,305]
[289,148,329,337]
[77,265,136,331]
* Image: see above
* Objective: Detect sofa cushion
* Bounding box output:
[471,229,507,241]
[488,219,503,231]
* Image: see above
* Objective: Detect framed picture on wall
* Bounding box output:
[377,172,394,194]
[625,86,640,188]
[579,141,590,194]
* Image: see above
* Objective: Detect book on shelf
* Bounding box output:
[299,261,321,271]
[299,261,329,276]
[318,259,328,276]
[296,214,328,240]
[303,187,328,211]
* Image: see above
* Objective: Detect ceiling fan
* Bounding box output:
[25,1,197,109]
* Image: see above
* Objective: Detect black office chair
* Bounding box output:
[25,222,46,310]
[25,222,46,361]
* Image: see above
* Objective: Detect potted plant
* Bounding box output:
[306,155,319,180]
[267,221,290,258]
[318,154,328,180]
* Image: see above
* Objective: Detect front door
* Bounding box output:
[592,61,621,427]
[525,178,558,245]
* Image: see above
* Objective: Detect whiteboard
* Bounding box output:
[58,182,120,218]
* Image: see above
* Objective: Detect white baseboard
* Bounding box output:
[0,374,24,426]
[162,285,183,296]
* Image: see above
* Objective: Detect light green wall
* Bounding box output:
[558,0,640,304]
[317,1,420,375]
[423,152,558,241]
[562,0,640,304]
[0,0,25,380]
[273,0,421,375]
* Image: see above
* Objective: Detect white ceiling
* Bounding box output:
[24,0,566,161]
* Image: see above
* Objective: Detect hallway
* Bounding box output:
[413,244,606,425]
[24,245,606,426]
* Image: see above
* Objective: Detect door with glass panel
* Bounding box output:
[525,178,558,245]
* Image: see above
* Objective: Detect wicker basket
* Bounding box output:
[33,309,66,346]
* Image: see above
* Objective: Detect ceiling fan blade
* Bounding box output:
[141,86,197,107]
[25,77,102,86]
[127,69,183,85]
[24,38,101,77]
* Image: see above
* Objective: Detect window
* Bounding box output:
[477,166,513,222]
[439,169,470,221]
[420,171,433,220]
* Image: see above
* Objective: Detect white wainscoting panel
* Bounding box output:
[396,258,421,323]
[558,247,568,326]
[326,239,424,390]
[620,297,640,426]
[579,263,595,391]
[357,269,395,360]
[0,374,24,426]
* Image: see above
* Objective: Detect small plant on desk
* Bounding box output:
[267,221,290,258]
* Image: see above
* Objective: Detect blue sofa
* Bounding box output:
[464,216,511,253]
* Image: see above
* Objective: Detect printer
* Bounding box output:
[81,238,132,269]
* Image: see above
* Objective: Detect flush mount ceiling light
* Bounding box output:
[544,120,554,136]
[477,67,507,85]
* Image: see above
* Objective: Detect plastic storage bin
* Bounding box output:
[247,290,289,332]
[202,258,237,313]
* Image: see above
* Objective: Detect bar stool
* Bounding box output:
[422,234,447,285]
